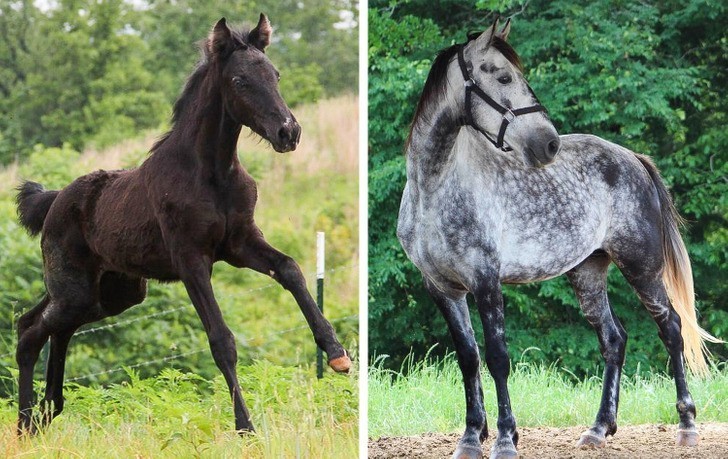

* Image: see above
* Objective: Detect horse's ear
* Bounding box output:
[208,17,234,58]
[475,16,499,48]
[249,13,272,52]
[497,18,511,42]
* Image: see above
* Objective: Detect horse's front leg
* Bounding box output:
[473,275,518,459]
[424,279,487,459]
[228,234,350,373]
[178,257,254,433]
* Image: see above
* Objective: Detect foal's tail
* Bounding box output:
[637,155,723,375]
[16,181,59,237]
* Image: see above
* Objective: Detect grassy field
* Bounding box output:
[368,353,728,438]
[0,95,359,457]
[0,362,357,458]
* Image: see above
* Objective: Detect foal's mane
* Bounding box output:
[150,26,252,153]
[405,35,523,151]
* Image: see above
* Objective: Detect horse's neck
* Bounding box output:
[406,106,461,184]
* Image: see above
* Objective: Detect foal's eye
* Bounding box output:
[497,75,512,85]
[232,77,245,89]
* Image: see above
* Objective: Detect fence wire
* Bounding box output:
[66,314,357,383]
[0,263,357,362]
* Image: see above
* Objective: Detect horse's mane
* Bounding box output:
[151,26,252,153]
[405,35,523,151]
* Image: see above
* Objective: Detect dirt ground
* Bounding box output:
[368,423,728,458]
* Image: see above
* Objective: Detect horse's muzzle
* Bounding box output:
[526,134,561,167]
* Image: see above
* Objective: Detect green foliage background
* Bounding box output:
[0,0,358,163]
[368,0,727,376]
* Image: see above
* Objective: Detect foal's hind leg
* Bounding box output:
[424,279,487,459]
[39,328,76,426]
[38,272,146,427]
[229,235,350,372]
[614,255,699,446]
[566,252,627,448]
[16,296,51,434]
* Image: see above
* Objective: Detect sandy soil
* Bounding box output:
[368,423,728,458]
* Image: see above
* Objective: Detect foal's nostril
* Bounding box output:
[278,126,291,143]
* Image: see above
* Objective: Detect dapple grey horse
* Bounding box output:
[397,18,719,459]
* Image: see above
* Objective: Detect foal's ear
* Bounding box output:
[208,17,235,58]
[249,13,272,52]
[497,18,512,42]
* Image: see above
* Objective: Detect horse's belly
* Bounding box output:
[498,227,604,283]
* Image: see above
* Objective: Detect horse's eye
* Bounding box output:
[497,75,512,85]
[232,77,245,89]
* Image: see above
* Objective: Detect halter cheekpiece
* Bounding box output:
[457,44,547,151]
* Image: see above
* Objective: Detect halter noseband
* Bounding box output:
[457,44,547,152]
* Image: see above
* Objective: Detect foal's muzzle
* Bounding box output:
[271,118,301,153]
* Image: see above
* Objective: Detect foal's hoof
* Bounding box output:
[576,431,606,449]
[329,353,352,373]
[452,443,483,459]
[235,425,255,436]
[676,428,699,446]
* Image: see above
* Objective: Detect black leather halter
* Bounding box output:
[457,45,547,151]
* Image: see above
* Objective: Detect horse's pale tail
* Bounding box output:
[16,181,59,237]
[636,155,723,375]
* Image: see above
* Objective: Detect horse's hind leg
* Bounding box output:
[424,279,487,459]
[566,252,627,448]
[230,235,350,373]
[614,254,699,446]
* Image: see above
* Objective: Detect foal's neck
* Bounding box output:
[165,66,243,183]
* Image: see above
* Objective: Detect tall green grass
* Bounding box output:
[1,362,357,458]
[368,352,728,438]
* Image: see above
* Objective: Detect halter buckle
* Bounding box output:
[464,79,474,88]
[503,109,515,123]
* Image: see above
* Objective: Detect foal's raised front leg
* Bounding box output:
[229,235,350,373]
[473,274,518,459]
[424,279,487,459]
[179,258,254,432]
[567,252,627,448]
